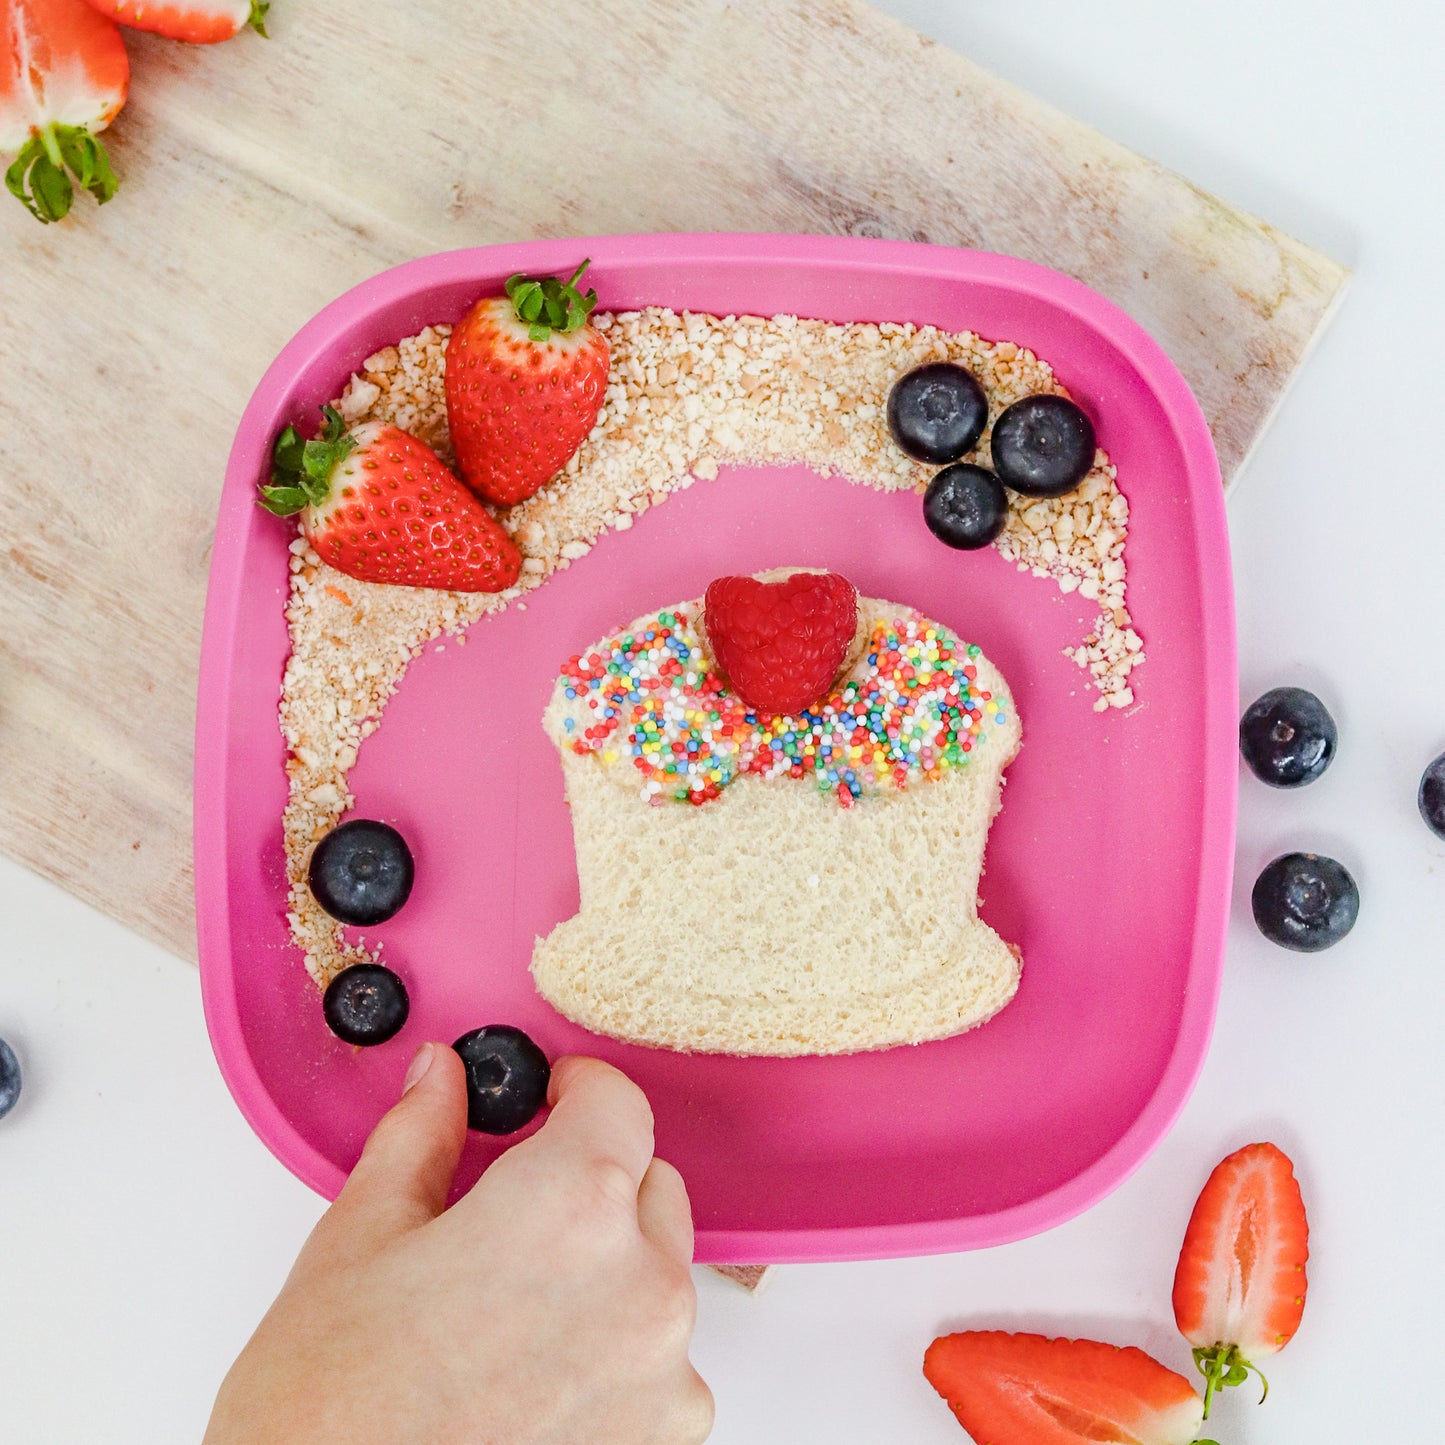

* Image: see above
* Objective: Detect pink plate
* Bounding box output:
[195,234,1234,1263]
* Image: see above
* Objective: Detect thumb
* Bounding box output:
[331,1041,469,1242]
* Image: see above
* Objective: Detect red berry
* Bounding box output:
[703,571,858,716]
[444,263,609,507]
[258,408,521,593]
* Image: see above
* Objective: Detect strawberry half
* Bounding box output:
[2,0,128,223]
[924,1331,1205,1445]
[82,0,267,44]
[704,570,858,717]
[258,406,521,594]
[444,261,610,507]
[1172,1141,1309,1418]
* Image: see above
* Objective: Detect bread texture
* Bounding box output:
[531,593,1022,1056]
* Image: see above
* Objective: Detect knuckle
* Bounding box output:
[587,1157,644,1215]
[578,1059,654,1137]
[542,1159,636,1243]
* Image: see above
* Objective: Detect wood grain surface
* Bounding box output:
[0,0,1346,966]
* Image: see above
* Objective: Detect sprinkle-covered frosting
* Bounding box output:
[558,605,1010,808]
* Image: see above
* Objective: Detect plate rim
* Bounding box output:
[195,231,1236,1262]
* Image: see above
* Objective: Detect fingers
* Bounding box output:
[537,1055,656,1189]
[636,1158,695,1265]
[330,1042,469,1242]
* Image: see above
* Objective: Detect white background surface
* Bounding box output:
[3,2,1444,1440]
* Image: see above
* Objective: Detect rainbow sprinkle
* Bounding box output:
[558,607,1010,808]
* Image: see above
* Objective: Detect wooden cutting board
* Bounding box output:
[0,0,1345,970]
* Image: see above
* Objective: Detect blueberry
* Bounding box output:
[887,362,989,464]
[1239,688,1336,787]
[1420,753,1445,839]
[1251,853,1359,952]
[309,819,414,926]
[452,1026,550,1134]
[323,963,410,1046]
[990,393,1096,497]
[922,463,1008,550]
[0,1036,21,1121]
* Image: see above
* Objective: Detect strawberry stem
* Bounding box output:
[1192,1344,1269,1419]
[503,260,598,342]
[257,406,356,516]
[5,123,119,224]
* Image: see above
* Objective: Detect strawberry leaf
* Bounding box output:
[4,151,36,216]
[272,426,305,474]
[5,125,118,224]
[301,446,333,483]
[262,408,357,513]
[503,259,598,339]
[32,156,72,221]
[247,0,269,35]
[511,280,545,321]
[1192,1344,1270,1419]
[6,144,70,223]
[54,127,118,206]
[256,485,309,516]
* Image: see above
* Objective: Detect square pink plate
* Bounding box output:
[195,234,1234,1263]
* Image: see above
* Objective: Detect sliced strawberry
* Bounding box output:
[444,261,610,507]
[1172,1141,1309,1417]
[703,570,857,717]
[924,1331,1205,1445]
[258,407,522,594]
[2,0,128,222]
[82,0,267,43]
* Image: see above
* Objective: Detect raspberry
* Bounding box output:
[703,571,858,716]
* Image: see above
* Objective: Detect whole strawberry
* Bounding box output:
[258,406,522,593]
[704,570,858,717]
[445,261,610,507]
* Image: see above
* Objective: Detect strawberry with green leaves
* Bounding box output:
[259,407,522,594]
[1172,1140,1310,1421]
[82,0,267,43]
[2,0,128,223]
[924,1331,1206,1445]
[445,261,610,507]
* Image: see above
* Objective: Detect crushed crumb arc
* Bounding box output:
[278,308,1144,985]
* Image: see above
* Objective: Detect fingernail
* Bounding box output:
[402,1042,436,1095]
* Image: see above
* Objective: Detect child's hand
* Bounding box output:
[205,1047,713,1444]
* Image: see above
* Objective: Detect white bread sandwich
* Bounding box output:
[530,568,1022,1056]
